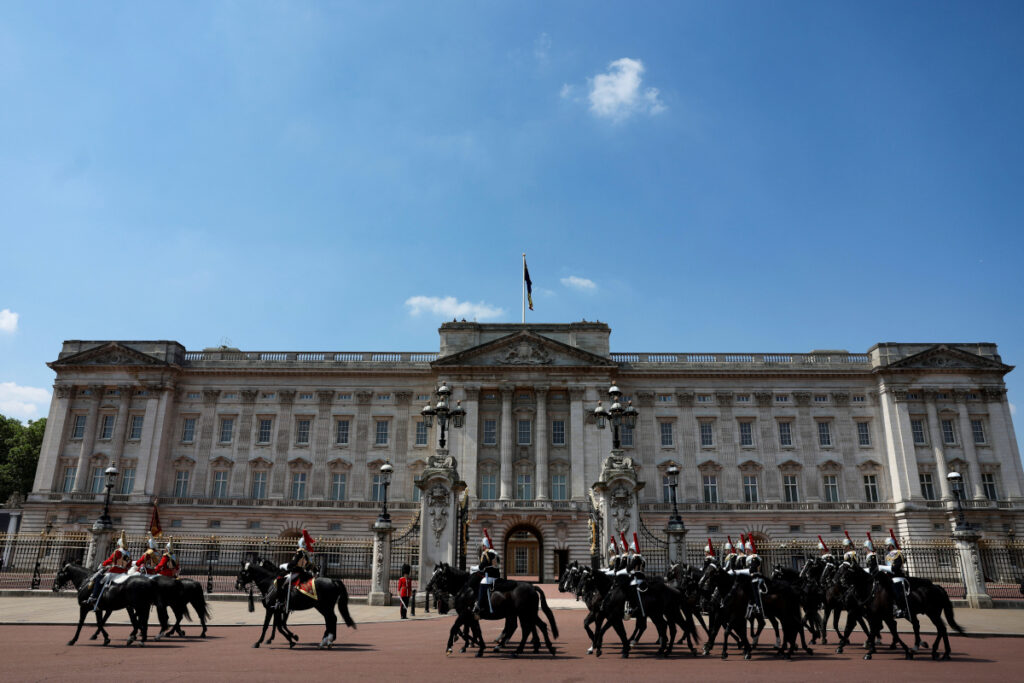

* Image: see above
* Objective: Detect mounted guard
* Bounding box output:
[274,529,317,612]
[604,536,619,576]
[86,530,131,610]
[154,538,180,578]
[722,536,738,573]
[863,532,878,573]
[134,535,159,575]
[473,528,500,617]
[841,530,859,568]
[880,529,910,618]
[627,532,648,619]
[704,537,716,567]
[746,534,766,617]
[818,535,839,582]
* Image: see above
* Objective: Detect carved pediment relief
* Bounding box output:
[50,342,169,368]
[737,459,763,473]
[856,459,882,472]
[288,455,312,469]
[698,459,722,473]
[210,456,234,468]
[884,345,1010,373]
[173,454,196,468]
[433,330,616,368]
[327,457,352,471]
[778,459,802,473]
[818,459,842,474]
[248,456,273,468]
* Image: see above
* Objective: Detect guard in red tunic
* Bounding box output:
[154,538,180,578]
[274,529,317,612]
[398,563,412,619]
[87,531,131,609]
[135,535,159,575]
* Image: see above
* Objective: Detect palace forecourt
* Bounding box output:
[17,321,1024,585]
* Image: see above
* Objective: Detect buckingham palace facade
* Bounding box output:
[20,321,1024,580]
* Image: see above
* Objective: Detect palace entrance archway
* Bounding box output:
[503,524,543,582]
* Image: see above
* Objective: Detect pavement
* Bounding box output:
[2,592,1024,636]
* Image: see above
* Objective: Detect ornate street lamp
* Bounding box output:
[421,381,466,449]
[666,464,684,528]
[592,381,639,450]
[95,465,119,530]
[377,460,394,524]
[947,471,966,530]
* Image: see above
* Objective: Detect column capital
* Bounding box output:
[793,391,812,407]
[278,390,296,405]
[54,385,74,400]
[831,392,850,406]
[535,385,550,397]
[202,389,221,405]
[635,391,655,407]
[500,385,516,398]
[676,392,695,407]
[714,391,733,406]
[240,389,260,404]
[983,387,1007,402]
[356,390,374,405]
[394,391,413,406]
[317,390,335,405]
[89,384,106,397]
[568,385,586,401]
[952,389,970,404]
[754,391,773,407]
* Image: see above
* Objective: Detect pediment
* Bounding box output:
[883,345,1010,373]
[433,331,616,368]
[50,342,169,368]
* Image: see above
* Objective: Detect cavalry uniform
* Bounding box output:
[274,529,316,612]
[863,535,878,574]
[474,529,500,616]
[841,531,859,568]
[721,537,738,574]
[704,538,716,566]
[604,536,619,576]
[154,539,180,578]
[87,531,131,610]
[745,536,766,617]
[134,536,159,575]
[818,535,839,583]
[626,532,647,619]
[879,530,910,618]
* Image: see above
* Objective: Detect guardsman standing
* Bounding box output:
[398,563,412,619]
[87,531,131,610]
[154,538,180,578]
[135,535,159,575]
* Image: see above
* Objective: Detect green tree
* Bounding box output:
[0,416,46,503]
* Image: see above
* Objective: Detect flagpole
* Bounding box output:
[522,253,526,324]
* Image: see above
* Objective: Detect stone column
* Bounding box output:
[635,392,656,502]
[984,387,1024,499]
[416,454,466,605]
[392,392,413,498]
[311,391,335,499]
[271,391,296,497]
[952,528,993,608]
[139,385,174,497]
[86,526,114,568]
[569,386,587,500]
[33,384,74,493]
[676,392,697,502]
[592,453,643,547]
[74,386,104,492]
[352,391,374,500]
[793,392,818,501]
[880,387,921,503]
[230,389,259,497]
[754,392,779,500]
[192,389,221,496]
[665,521,688,566]
[954,391,985,500]
[368,519,394,606]
[459,385,480,498]
[108,385,133,466]
[925,393,952,500]
[536,386,549,500]
[499,386,514,501]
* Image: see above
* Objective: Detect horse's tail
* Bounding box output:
[335,580,357,629]
[191,584,212,622]
[535,586,559,639]
[942,590,965,634]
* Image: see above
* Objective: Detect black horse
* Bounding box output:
[880,572,963,660]
[54,563,159,647]
[834,562,913,661]
[88,571,211,640]
[664,562,708,648]
[560,563,620,656]
[427,563,557,658]
[235,558,356,649]
[697,562,753,660]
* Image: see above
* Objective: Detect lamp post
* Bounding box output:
[377,460,394,525]
[666,465,684,528]
[421,381,466,450]
[95,465,119,531]
[592,381,639,451]
[947,471,966,530]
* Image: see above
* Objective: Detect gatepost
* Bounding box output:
[952,527,993,608]
[415,449,466,606]
[665,521,688,566]
[591,451,644,553]
[368,520,394,606]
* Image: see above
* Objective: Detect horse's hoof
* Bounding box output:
[864,654,872,660]
[253,643,260,648]
[805,648,814,656]
[942,653,951,661]
[475,651,484,658]
[67,640,76,646]
[920,640,929,650]
[289,640,295,649]
[721,653,728,660]
[492,646,500,653]
[89,634,98,641]
[836,647,843,654]
[586,647,593,655]
[906,651,914,660]
[744,653,751,660]
[594,649,602,658]
[932,651,940,661]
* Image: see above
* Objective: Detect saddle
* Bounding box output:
[292,576,317,599]
[492,578,516,593]
[112,573,131,585]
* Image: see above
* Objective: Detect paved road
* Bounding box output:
[2,610,1022,683]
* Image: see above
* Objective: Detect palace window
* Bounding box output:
[182,417,196,443]
[212,471,228,498]
[480,473,497,500]
[517,420,532,446]
[291,472,307,500]
[660,422,674,447]
[90,466,105,493]
[483,420,497,446]
[972,419,986,444]
[251,471,267,499]
[257,419,273,444]
[738,421,753,447]
[662,476,672,503]
[71,415,87,439]
[698,421,714,448]
[62,465,77,493]
[775,395,790,403]
[863,475,879,502]
[415,420,429,446]
[743,476,759,503]
[817,421,832,447]
[551,420,566,446]
[371,473,385,501]
[219,418,234,443]
[551,474,567,501]
[703,475,719,503]
[336,419,350,445]
[778,421,793,447]
[823,475,840,503]
[299,393,313,400]
[129,415,144,440]
[982,473,998,501]
[857,421,871,446]
[620,424,634,447]
[735,394,750,403]
[99,415,115,440]
[516,473,533,500]
[173,470,190,497]
[814,394,829,403]
[119,467,135,494]
[331,473,347,501]
[941,419,956,445]
[783,475,799,503]
[186,392,201,400]
[696,394,712,403]
[919,473,936,500]
[375,420,389,446]
[910,419,926,445]
[295,419,311,445]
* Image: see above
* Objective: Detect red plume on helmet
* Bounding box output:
[483,528,493,550]
[889,528,901,550]
[632,532,641,554]
[726,535,734,551]
[301,529,315,552]
[610,535,619,553]
[844,530,852,542]
[818,535,829,553]
[739,533,747,552]
[747,534,758,554]
[620,532,629,553]
[706,538,715,557]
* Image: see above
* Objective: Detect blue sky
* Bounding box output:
[1,1,1022,455]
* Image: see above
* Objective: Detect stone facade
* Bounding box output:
[22,322,1024,582]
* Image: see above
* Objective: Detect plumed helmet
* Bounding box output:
[737,534,747,553]
[147,535,157,550]
[705,538,715,557]
[117,530,127,549]
[482,528,494,550]
[632,532,641,555]
[885,537,897,548]
[744,540,755,554]
[842,530,853,547]
[818,535,828,552]
[165,538,174,553]
[863,539,875,551]
[299,528,316,552]
[608,536,619,555]
[746,535,758,554]
[724,536,735,553]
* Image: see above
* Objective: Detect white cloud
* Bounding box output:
[560,83,574,99]
[587,58,665,122]
[0,381,51,421]
[405,296,504,321]
[561,276,597,291]
[0,308,18,333]
[534,32,551,63]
